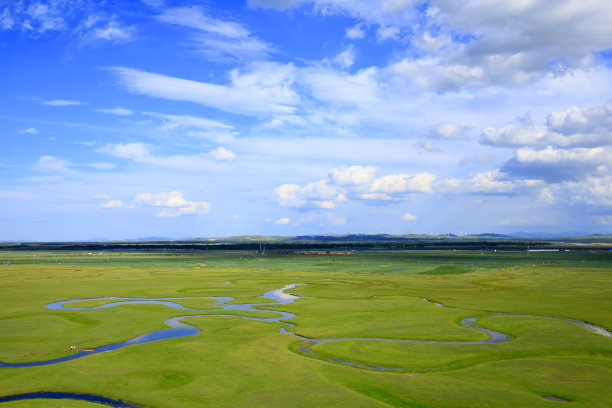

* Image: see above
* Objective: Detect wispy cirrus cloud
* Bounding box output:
[18,127,39,134]
[142,112,233,130]
[2,2,135,45]
[108,65,299,117]
[157,6,274,62]
[98,142,238,168]
[96,107,134,116]
[23,96,87,106]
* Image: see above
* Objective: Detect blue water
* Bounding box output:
[1,283,610,405]
[0,285,301,368]
[0,391,143,407]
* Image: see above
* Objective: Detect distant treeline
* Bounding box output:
[0,240,591,252]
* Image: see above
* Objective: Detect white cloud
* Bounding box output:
[329,166,377,186]
[301,65,382,107]
[248,0,305,9]
[157,6,274,61]
[481,102,612,148]
[99,142,151,162]
[333,46,355,69]
[385,1,612,92]
[109,65,299,117]
[135,191,210,217]
[437,170,523,195]
[74,140,97,146]
[34,156,71,173]
[99,142,235,170]
[547,103,612,135]
[564,175,612,206]
[402,212,417,221]
[276,166,436,208]
[370,173,436,194]
[101,200,123,209]
[210,146,237,161]
[275,217,290,224]
[38,98,85,106]
[143,112,233,130]
[275,181,345,209]
[92,21,134,43]
[430,123,469,140]
[501,146,612,183]
[96,107,134,116]
[345,23,365,39]
[1,8,14,30]
[93,194,110,200]
[18,127,39,134]
[376,25,399,41]
[86,162,116,170]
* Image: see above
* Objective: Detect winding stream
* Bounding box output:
[1,283,610,405]
[0,285,301,368]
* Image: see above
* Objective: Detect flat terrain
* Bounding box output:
[0,249,611,407]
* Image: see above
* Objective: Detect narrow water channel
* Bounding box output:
[1,283,610,405]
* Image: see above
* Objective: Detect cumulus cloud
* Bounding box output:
[210,146,237,161]
[135,191,210,217]
[429,123,469,140]
[501,146,612,183]
[376,25,399,41]
[275,217,290,224]
[101,200,123,209]
[370,173,435,194]
[333,46,355,69]
[275,181,345,209]
[345,23,365,39]
[402,212,417,221]
[547,103,612,135]
[329,166,377,186]
[566,175,612,206]
[437,170,525,195]
[481,102,612,148]
[378,1,612,91]
[276,165,437,209]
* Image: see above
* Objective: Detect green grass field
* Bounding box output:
[0,249,611,407]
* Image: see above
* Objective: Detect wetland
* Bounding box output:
[0,248,610,407]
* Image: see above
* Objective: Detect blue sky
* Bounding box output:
[1,0,612,241]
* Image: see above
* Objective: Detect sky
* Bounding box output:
[1,0,612,241]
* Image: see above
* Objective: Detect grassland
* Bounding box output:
[0,249,610,407]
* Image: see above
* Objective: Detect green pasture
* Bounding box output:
[0,249,611,407]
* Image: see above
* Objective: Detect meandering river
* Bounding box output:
[1,283,610,405]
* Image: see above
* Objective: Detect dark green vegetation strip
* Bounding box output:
[419,266,471,275]
[0,249,610,407]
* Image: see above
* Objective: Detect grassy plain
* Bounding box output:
[0,249,611,407]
